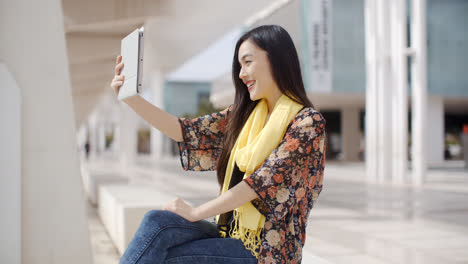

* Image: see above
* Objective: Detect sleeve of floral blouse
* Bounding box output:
[177,104,233,171]
[243,111,326,221]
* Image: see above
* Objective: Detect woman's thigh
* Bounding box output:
[165,238,258,264]
[119,210,220,264]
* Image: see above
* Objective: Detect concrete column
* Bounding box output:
[427,96,444,166]
[150,70,165,159]
[390,0,409,184]
[119,102,138,170]
[108,109,120,156]
[0,64,21,264]
[410,0,428,186]
[98,122,106,154]
[376,0,393,183]
[463,132,468,169]
[76,123,88,160]
[366,0,410,185]
[341,107,361,161]
[364,0,379,183]
[113,123,121,154]
[0,0,92,262]
[88,114,98,159]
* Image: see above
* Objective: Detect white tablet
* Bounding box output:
[118,27,144,101]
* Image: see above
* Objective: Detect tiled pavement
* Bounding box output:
[84,157,468,264]
[87,201,121,264]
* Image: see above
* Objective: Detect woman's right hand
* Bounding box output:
[110,55,125,96]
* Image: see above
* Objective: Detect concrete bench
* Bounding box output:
[80,165,128,206]
[98,184,178,254]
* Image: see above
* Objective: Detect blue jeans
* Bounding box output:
[119,210,258,264]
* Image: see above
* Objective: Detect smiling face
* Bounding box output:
[238,39,281,102]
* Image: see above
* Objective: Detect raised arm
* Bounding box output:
[123,96,183,142]
[111,55,183,142]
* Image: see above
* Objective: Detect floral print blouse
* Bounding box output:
[177,104,326,264]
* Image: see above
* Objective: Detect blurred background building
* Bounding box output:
[1,0,467,263]
[70,0,468,166]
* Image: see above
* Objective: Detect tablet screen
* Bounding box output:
[118,27,144,101]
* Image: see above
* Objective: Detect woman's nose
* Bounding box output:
[239,68,247,80]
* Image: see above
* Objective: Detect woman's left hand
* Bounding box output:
[163,198,200,222]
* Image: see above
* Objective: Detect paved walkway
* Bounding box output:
[84,156,468,264]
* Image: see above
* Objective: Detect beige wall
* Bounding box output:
[0,0,92,263]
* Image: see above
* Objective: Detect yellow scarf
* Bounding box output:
[215,94,304,257]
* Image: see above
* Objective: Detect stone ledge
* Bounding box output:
[98,184,177,254]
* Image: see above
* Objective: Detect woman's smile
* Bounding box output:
[245,80,256,92]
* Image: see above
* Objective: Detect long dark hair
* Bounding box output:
[216,25,314,187]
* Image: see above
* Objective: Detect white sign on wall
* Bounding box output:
[308,0,332,92]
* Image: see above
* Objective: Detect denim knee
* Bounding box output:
[141,210,181,229]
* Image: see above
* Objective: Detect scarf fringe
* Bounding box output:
[228,209,263,258]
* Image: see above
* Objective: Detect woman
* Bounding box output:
[111,25,326,264]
